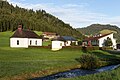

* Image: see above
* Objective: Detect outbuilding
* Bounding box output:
[52,37,64,51]
[52,36,78,51]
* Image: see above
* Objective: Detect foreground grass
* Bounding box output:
[0,31,120,80]
[0,47,82,79]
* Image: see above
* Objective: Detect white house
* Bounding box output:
[52,36,78,51]
[61,36,78,46]
[10,25,42,48]
[83,33,117,49]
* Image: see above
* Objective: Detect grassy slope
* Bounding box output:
[0,31,120,80]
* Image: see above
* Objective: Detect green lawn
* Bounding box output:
[0,31,82,79]
[0,31,120,80]
[0,47,82,79]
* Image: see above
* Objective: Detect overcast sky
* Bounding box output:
[7,0,120,28]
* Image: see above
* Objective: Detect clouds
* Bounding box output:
[8,0,120,28]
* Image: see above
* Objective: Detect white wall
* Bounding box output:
[10,38,28,48]
[52,41,63,51]
[28,38,42,46]
[98,33,117,49]
[73,41,78,45]
[112,39,117,49]
[65,41,71,46]
[65,41,78,46]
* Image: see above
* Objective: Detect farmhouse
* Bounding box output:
[42,32,59,41]
[52,36,78,51]
[10,25,42,48]
[83,33,117,49]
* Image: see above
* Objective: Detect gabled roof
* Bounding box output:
[10,29,40,38]
[61,36,77,41]
[52,36,77,41]
[52,37,65,41]
[84,33,113,41]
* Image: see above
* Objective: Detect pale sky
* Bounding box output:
[7,0,120,28]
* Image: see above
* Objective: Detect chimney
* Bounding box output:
[18,25,22,32]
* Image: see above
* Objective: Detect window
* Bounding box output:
[66,41,68,44]
[60,43,62,46]
[17,40,19,45]
[30,40,32,45]
[35,40,37,45]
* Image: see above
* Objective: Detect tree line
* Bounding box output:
[0,0,83,39]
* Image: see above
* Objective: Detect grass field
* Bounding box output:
[0,31,82,79]
[0,31,120,80]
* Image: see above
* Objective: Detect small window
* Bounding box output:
[35,40,37,45]
[60,43,62,46]
[66,41,68,44]
[17,40,19,45]
[30,40,32,45]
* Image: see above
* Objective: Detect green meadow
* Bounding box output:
[0,31,120,80]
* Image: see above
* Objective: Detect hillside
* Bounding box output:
[0,0,83,39]
[77,24,120,43]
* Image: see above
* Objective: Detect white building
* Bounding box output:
[10,25,42,48]
[52,36,78,51]
[42,32,59,41]
[61,36,78,46]
[83,33,117,49]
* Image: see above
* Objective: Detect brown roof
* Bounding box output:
[43,32,57,35]
[10,29,40,38]
[84,33,113,41]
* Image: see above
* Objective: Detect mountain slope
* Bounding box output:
[0,1,83,39]
[77,24,120,43]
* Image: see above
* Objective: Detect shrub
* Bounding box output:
[104,37,113,47]
[71,42,77,46]
[78,41,82,45]
[76,54,101,69]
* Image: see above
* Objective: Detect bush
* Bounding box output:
[71,42,77,46]
[78,41,82,45]
[104,37,113,46]
[76,54,101,69]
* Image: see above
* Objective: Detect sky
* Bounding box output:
[7,0,120,28]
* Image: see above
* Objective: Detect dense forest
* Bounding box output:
[0,0,83,39]
[77,24,120,43]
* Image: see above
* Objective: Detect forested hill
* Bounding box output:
[77,24,120,43]
[0,1,83,39]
